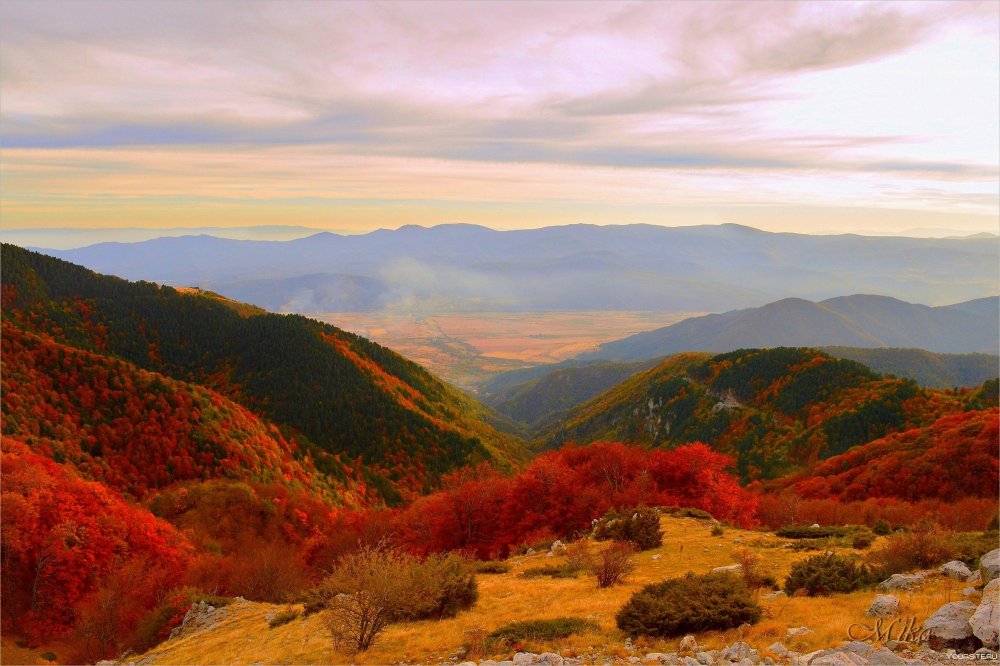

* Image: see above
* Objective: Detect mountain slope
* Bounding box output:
[41,223,999,312]
[480,359,660,432]
[818,347,998,389]
[1,244,527,501]
[773,408,999,503]
[548,348,980,481]
[583,294,999,361]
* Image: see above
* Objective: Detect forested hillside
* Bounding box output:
[550,348,990,481]
[1,244,526,501]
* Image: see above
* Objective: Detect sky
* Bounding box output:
[1,0,998,236]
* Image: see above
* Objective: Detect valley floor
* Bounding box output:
[120,516,977,666]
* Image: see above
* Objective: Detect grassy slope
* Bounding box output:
[129,515,973,665]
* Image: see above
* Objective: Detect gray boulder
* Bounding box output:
[787,626,813,638]
[719,642,759,664]
[763,590,786,601]
[878,573,926,591]
[971,578,1000,649]
[712,564,743,574]
[867,594,900,618]
[680,636,700,653]
[922,601,976,643]
[766,643,790,659]
[982,548,1000,585]
[939,560,973,581]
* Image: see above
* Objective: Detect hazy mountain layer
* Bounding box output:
[583,294,1000,360]
[41,223,999,312]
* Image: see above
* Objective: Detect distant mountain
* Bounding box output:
[1,244,527,502]
[547,348,989,480]
[480,359,659,433]
[39,223,999,312]
[819,347,998,389]
[582,294,1000,361]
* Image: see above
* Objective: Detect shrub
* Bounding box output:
[40,653,56,663]
[731,547,766,590]
[564,540,594,571]
[522,564,581,579]
[852,533,875,550]
[268,608,300,628]
[873,519,892,536]
[776,525,851,539]
[593,508,662,550]
[662,506,715,520]
[867,526,956,577]
[591,542,636,588]
[953,531,1000,567]
[487,617,598,649]
[783,553,875,596]
[616,572,761,637]
[473,561,510,574]
[987,513,999,533]
[711,524,725,537]
[315,546,478,652]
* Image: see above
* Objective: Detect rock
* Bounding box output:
[719,641,759,664]
[696,652,715,665]
[763,590,786,601]
[939,560,973,581]
[971,578,1000,649]
[550,540,567,554]
[878,573,926,591]
[679,636,700,653]
[538,653,563,666]
[787,627,813,638]
[811,524,821,528]
[525,548,536,555]
[712,564,743,574]
[651,554,662,561]
[922,601,975,644]
[867,594,901,618]
[513,653,536,666]
[867,649,905,665]
[629,658,641,665]
[546,551,555,558]
[968,571,983,585]
[680,659,700,666]
[763,660,774,666]
[963,587,979,597]
[458,662,478,666]
[805,649,865,665]
[766,643,790,658]
[643,654,672,664]
[982,548,1000,585]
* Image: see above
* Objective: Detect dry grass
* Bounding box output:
[131,516,978,665]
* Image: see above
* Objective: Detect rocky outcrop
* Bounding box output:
[981,548,1000,585]
[971,578,1000,649]
[922,601,976,646]
[878,573,926,591]
[866,595,899,618]
[939,560,974,581]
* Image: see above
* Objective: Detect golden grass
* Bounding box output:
[134,516,977,665]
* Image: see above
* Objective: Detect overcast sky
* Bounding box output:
[1,0,998,235]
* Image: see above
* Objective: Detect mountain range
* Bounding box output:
[38,223,999,313]
[582,294,1000,360]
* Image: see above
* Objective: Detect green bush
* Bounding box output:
[268,608,300,628]
[852,532,875,550]
[873,519,892,536]
[711,523,725,537]
[616,572,761,637]
[783,553,875,596]
[40,653,56,663]
[522,563,581,579]
[473,561,511,574]
[662,506,714,520]
[487,617,598,648]
[867,527,956,577]
[776,525,852,539]
[593,507,662,550]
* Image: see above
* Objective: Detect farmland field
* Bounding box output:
[310,311,702,390]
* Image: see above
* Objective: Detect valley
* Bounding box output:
[312,310,699,390]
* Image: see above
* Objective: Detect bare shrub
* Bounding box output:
[732,547,765,590]
[591,542,636,588]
